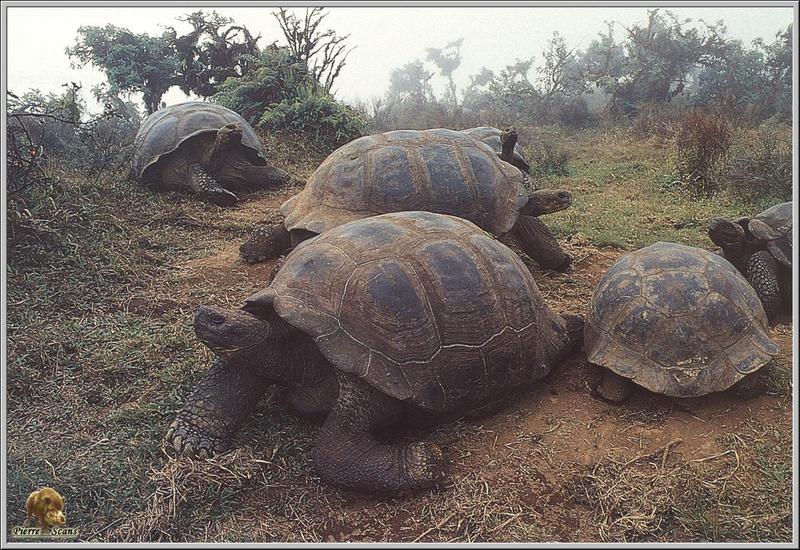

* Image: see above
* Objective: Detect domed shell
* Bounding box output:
[132,101,266,182]
[749,201,792,268]
[281,129,528,240]
[462,126,529,171]
[252,211,569,412]
[585,242,779,397]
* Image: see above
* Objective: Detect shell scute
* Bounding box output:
[641,270,709,315]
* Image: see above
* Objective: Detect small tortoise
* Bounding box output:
[239,128,572,272]
[462,126,531,173]
[132,101,290,205]
[584,242,779,402]
[167,211,584,493]
[708,202,792,325]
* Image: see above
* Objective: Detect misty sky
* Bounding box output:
[5,5,795,113]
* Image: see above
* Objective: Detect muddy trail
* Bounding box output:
[146,191,793,543]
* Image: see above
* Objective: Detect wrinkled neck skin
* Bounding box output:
[157,137,213,189]
[197,307,334,388]
[253,317,334,388]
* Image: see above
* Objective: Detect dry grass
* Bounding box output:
[571,420,793,542]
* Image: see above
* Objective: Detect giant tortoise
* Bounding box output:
[132,102,290,205]
[708,202,792,325]
[166,211,584,493]
[584,242,779,402]
[239,128,573,272]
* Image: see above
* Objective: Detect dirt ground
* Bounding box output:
[125,190,793,543]
[6,127,794,543]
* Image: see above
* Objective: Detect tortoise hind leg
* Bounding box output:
[188,164,238,206]
[746,250,782,325]
[507,215,571,272]
[165,358,271,458]
[577,361,633,402]
[240,223,292,263]
[313,371,444,493]
[597,370,635,402]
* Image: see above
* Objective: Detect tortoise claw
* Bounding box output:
[164,416,229,459]
[403,442,446,487]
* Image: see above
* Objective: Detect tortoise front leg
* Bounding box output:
[746,250,782,325]
[507,214,571,272]
[240,223,293,263]
[731,363,772,398]
[165,358,271,458]
[188,164,239,206]
[313,371,444,493]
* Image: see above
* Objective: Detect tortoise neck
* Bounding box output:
[259,316,335,387]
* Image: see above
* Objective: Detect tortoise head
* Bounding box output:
[194,305,275,368]
[708,218,747,256]
[522,189,572,216]
[217,122,243,147]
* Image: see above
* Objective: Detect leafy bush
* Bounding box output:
[212,46,309,126]
[672,110,731,196]
[722,123,792,201]
[365,96,483,132]
[258,89,367,149]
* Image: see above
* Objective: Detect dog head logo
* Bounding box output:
[25,487,66,531]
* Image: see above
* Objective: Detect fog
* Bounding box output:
[5,4,795,112]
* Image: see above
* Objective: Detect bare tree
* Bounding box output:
[273,7,353,94]
[538,32,581,100]
[425,38,463,105]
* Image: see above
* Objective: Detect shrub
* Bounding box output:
[672,110,731,196]
[212,46,309,126]
[722,123,792,201]
[528,138,571,178]
[258,89,367,149]
[6,87,140,243]
[557,97,595,128]
[630,102,684,139]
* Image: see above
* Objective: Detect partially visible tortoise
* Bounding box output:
[584,242,779,402]
[166,211,584,493]
[462,126,530,173]
[708,202,792,325]
[132,101,290,205]
[239,128,573,272]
